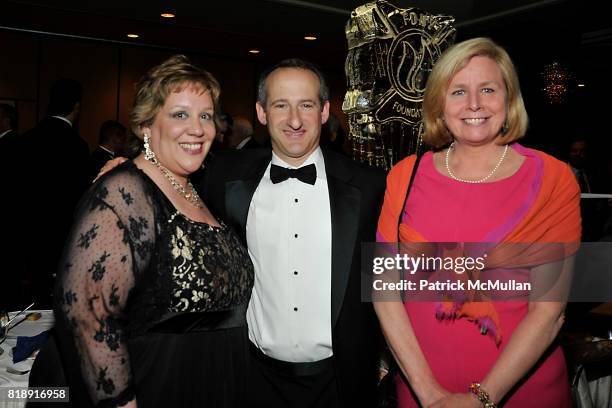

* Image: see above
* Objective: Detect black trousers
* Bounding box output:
[246,344,342,408]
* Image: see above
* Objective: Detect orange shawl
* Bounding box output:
[376,145,581,345]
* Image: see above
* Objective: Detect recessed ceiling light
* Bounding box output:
[577,83,585,87]
[304,36,317,41]
[161,13,175,18]
[127,34,139,38]
[249,49,260,54]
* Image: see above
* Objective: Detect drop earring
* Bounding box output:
[143,134,156,162]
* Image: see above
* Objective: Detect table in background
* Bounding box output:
[564,302,612,408]
[0,310,54,408]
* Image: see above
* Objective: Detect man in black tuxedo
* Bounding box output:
[0,103,18,147]
[22,79,90,307]
[90,120,126,181]
[201,59,385,408]
[226,115,260,149]
[0,103,24,309]
[0,103,19,166]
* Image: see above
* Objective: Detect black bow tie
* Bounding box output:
[270,163,317,185]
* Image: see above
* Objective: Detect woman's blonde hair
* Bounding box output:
[130,55,221,140]
[422,37,528,148]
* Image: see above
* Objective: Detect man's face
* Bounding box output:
[256,68,329,167]
[216,116,229,143]
[569,140,586,168]
[112,129,127,155]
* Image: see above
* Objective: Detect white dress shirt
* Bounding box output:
[236,136,252,150]
[246,147,333,362]
[0,129,12,140]
[51,115,72,127]
[98,145,115,157]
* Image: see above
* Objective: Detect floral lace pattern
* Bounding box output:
[56,161,253,406]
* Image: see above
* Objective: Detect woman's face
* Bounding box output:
[443,55,507,146]
[143,84,215,178]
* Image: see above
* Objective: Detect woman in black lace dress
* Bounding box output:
[54,55,254,407]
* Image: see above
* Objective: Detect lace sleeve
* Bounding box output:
[56,171,155,407]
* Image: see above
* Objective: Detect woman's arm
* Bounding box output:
[374,157,451,406]
[479,257,572,403]
[374,301,450,407]
[57,177,154,407]
[430,257,573,407]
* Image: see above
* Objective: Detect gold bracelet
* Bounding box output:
[469,382,497,408]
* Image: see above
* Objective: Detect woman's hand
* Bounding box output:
[419,383,452,407]
[428,392,480,408]
[94,157,128,182]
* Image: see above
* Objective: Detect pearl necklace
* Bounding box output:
[445,142,508,183]
[145,155,204,209]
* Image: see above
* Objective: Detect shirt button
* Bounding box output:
[294,307,298,311]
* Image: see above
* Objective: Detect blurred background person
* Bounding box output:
[47,55,253,407]
[0,102,24,310]
[211,112,231,151]
[320,112,347,155]
[566,136,610,241]
[375,38,580,408]
[567,137,591,193]
[89,119,127,180]
[22,78,90,307]
[226,115,259,149]
[0,102,18,145]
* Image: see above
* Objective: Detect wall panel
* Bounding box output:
[118,47,174,131]
[0,31,37,101]
[39,37,119,149]
[191,55,256,121]
[0,31,39,133]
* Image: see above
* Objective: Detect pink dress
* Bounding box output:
[396,149,571,407]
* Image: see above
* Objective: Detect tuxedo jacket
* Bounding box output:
[0,129,18,149]
[199,147,386,407]
[237,137,261,150]
[0,130,24,309]
[22,117,90,306]
[90,146,114,181]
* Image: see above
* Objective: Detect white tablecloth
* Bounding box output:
[574,365,612,408]
[0,310,54,408]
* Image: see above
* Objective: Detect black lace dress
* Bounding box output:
[54,161,254,407]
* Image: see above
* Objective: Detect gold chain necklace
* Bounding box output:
[145,154,204,209]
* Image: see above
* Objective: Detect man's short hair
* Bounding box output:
[48,78,83,117]
[232,116,253,139]
[257,58,330,109]
[98,120,126,144]
[0,103,17,129]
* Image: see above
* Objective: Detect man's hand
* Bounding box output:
[94,157,128,182]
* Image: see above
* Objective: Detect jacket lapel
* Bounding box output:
[323,149,361,327]
[224,153,271,244]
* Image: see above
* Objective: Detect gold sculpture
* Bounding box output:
[343,0,455,169]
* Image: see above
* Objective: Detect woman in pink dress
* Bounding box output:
[375,38,580,407]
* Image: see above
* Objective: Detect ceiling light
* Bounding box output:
[248,49,260,54]
[127,34,139,38]
[160,13,175,18]
[304,36,317,41]
[577,83,585,87]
